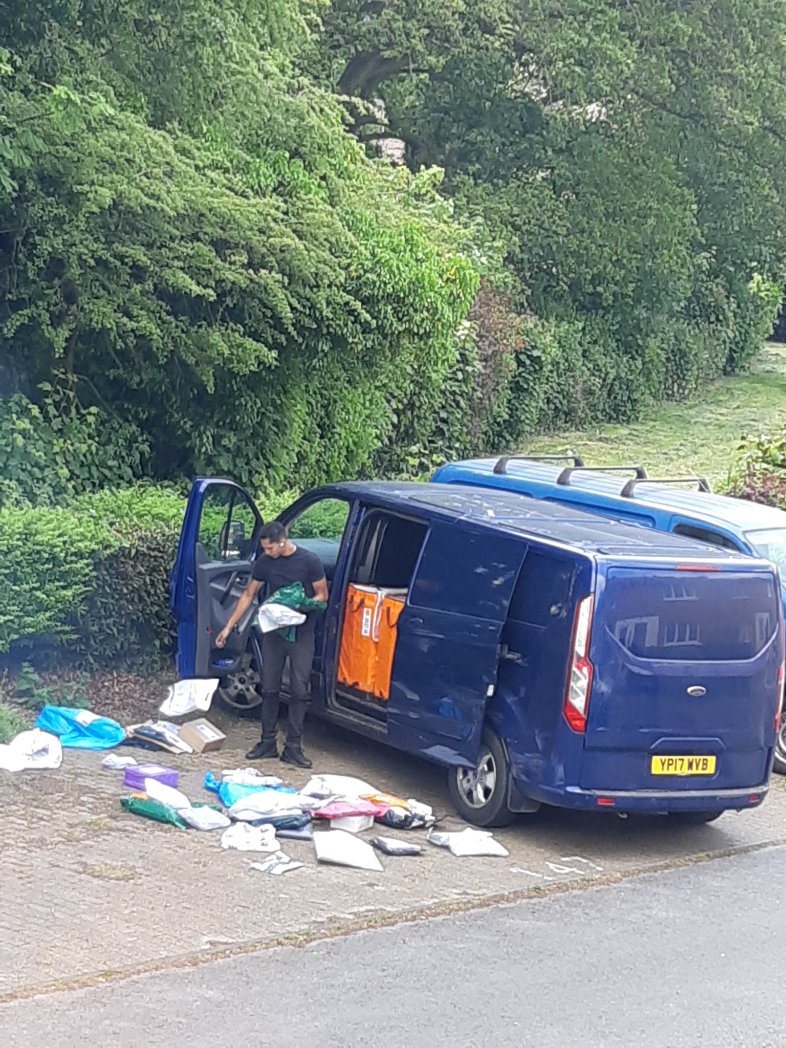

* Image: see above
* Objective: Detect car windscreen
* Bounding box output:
[744,528,786,584]
[603,569,778,662]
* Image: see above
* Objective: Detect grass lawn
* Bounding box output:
[518,342,786,487]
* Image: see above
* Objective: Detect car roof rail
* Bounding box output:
[620,476,712,498]
[493,453,584,475]
[556,465,648,486]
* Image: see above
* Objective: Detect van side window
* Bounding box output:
[352,512,427,589]
[672,523,741,552]
[508,551,575,627]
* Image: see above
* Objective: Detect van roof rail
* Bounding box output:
[620,476,712,498]
[493,453,584,475]
[556,465,648,486]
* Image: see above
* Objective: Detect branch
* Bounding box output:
[338,51,431,99]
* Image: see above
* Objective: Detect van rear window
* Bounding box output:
[604,570,778,662]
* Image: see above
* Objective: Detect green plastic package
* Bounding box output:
[120,796,188,829]
[264,582,327,642]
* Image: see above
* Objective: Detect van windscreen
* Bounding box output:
[745,527,786,580]
[603,569,778,662]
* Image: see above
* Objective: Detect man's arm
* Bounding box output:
[313,576,328,604]
[215,577,263,648]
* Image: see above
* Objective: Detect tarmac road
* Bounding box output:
[2,843,784,1048]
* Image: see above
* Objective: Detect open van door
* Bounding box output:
[387,523,525,765]
[171,478,263,679]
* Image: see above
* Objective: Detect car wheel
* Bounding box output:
[773,717,786,775]
[668,811,723,826]
[215,638,263,716]
[448,728,516,828]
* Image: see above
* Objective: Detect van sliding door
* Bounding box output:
[387,524,525,765]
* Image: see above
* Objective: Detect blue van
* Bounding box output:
[171,478,784,826]
[432,456,786,772]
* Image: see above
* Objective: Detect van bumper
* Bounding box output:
[516,780,769,813]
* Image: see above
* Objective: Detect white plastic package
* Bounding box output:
[249,852,304,876]
[179,805,231,831]
[143,777,192,812]
[330,814,375,833]
[159,678,219,718]
[101,753,138,771]
[370,836,423,857]
[300,774,378,800]
[221,769,283,788]
[228,791,304,823]
[256,604,306,633]
[428,828,509,858]
[0,729,62,772]
[221,823,279,852]
[313,829,383,872]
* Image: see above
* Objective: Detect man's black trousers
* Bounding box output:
[260,624,315,747]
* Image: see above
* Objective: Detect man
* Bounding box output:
[215,521,328,768]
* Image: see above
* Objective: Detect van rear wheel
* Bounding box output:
[448,729,515,828]
[773,717,786,775]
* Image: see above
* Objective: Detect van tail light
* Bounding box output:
[564,595,594,733]
[776,661,784,733]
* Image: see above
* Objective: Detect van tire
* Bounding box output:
[215,636,264,717]
[448,728,516,828]
[773,719,786,776]
[668,811,723,826]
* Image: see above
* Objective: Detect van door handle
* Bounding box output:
[500,645,523,664]
[220,572,248,604]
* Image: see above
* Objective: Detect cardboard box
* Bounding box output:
[178,717,226,753]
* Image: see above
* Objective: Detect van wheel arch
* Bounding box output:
[774,717,786,776]
[448,727,517,828]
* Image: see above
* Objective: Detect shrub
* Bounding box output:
[0,702,29,744]
[724,428,786,510]
[0,484,315,672]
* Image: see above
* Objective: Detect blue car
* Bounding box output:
[171,479,783,826]
[432,455,786,576]
[432,455,786,771]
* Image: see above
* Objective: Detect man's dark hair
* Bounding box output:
[260,520,287,542]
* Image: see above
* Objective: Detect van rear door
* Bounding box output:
[580,565,783,791]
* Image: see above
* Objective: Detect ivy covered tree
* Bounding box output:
[0,1,479,500]
[320,0,786,431]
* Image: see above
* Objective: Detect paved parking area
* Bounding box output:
[3,712,785,998]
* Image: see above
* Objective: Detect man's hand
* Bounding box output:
[214,577,263,649]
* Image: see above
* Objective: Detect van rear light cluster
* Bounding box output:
[563,595,594,733]
[776,661,785,733]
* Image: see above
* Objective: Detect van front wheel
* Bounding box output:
[448,729,516,828]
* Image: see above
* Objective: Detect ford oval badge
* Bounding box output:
[687,685,707,697]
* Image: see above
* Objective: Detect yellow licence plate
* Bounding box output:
[651,755,716,776]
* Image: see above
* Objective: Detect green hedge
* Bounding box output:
[0,485,293,671]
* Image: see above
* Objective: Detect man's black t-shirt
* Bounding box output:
[252,546,325,615]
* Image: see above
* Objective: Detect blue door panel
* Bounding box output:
[387,524,525,764]
[170,478,262,679]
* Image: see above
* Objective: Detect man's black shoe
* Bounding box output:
[246,739,279,760]
[280,746,313,769]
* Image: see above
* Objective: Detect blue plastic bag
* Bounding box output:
[203,771,296,809]
[36,706,126,750]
